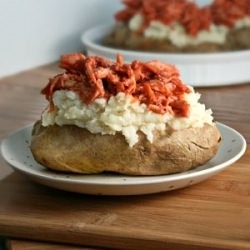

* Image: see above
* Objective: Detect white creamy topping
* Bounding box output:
[234,17,250,29]
[42,89,214,147]
[129,13,143,31]
[129,14,250,47]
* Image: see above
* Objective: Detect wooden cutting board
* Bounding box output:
[0,148,250,250]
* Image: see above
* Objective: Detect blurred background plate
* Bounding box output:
[82,24,250,87]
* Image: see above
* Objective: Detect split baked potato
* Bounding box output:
[31,121,221,176]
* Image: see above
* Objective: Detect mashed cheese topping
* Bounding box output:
[129,14,250,47]
[42,89,213,147]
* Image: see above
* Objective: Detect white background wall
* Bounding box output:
[0,0,122,77]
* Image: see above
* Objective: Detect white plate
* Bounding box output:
[81,24,250,87]
[1,123,246,196]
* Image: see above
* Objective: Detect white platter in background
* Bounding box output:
[1,123,246,196]
[81,24,250,87]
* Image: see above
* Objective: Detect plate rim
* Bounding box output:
[1,122,247,188]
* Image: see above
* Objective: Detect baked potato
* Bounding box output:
[30,52,221,176]
[31,121,221,176]
[103,0,250,53]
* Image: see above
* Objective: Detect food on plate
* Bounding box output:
[30,53,221,175]
[103,0,250,53]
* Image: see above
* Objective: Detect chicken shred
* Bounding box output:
[41,53,191,116]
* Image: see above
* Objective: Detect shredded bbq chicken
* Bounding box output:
[41,53,191,116]
[115,0,250,36]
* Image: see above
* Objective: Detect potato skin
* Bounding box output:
[103,25,250,53]
[30,121,221,176]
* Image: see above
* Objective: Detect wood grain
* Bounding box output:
[199,84,250,143]
[0,64,250,250]
[7,239,103,250]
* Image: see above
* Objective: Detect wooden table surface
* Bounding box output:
[0,63,250,250]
